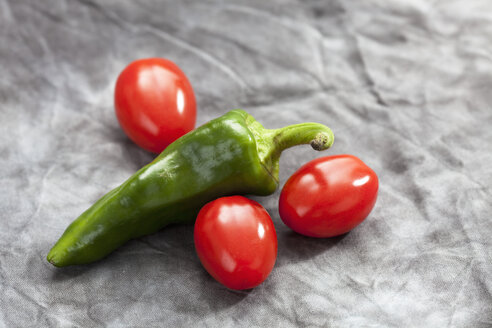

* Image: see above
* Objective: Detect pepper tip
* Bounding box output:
[47,251,60,267]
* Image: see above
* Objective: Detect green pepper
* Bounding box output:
[47,110,334,267]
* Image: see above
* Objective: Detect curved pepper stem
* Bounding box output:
[244,113,334,182]
[269,122,334,153]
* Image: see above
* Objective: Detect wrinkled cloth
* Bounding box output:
[1,0,491,327]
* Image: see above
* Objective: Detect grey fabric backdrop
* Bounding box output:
[1,0,491,327]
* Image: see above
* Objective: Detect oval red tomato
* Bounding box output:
[114,58,196,153]
[194,196,277,290]
[279,155,378,238]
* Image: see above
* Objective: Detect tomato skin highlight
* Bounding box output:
[279,155,379,238]
[194,196,278,290]
[114,58,196,153]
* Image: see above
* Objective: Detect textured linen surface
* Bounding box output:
[1,1,491,327]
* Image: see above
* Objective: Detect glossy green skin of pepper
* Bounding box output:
[47,110,334,267]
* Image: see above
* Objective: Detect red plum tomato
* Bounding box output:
[279,155,379,238]
[114,58,196,153]
[194,196,277,290]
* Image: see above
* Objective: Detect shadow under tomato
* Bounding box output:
[189,271,253,310]
[117,131,155,170]
[275,229,349,268]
